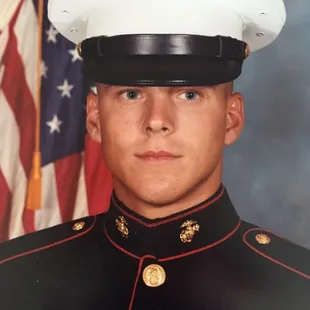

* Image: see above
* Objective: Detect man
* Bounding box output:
[1,0,309,309]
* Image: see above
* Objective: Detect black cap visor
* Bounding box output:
[81,34,248,86]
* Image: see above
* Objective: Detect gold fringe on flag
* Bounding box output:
[26,0,44,210]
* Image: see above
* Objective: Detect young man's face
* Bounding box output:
[87,84,244,207]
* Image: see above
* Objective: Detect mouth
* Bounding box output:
[135,150,181,163]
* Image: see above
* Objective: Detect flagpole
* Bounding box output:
[26,0,44,211]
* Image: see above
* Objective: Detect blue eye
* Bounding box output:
[121,90,141,100]
[178,91,198,101]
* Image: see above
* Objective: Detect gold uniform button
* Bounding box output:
[72,221,85,231]
[255,233,271,245]
[142,264,166,288]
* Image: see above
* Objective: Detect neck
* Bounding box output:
[112,171,222,220]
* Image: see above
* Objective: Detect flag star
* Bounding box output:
[68,48,82,62]
[41,60,48,78]
[57,79,74,98]
[46,24,58,43]
[46,115,63,134]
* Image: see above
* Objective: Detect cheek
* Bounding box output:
[99,112,138,156]
[182,110,226,144]
[180,111,226,165]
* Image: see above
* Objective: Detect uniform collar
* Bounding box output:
[104,184,241,260]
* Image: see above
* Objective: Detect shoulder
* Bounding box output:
[0,213,105,264]
[240,221,310,280]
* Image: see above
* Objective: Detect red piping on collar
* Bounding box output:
[159,219,241,262]
[104,217,241,262]
[104,224,140,260]
[112,185,225,228]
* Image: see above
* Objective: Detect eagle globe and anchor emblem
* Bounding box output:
[179,220,200,243]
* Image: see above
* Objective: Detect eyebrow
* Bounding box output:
[98,84,216,94]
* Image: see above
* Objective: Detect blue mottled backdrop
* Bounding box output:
[223,0,310,249]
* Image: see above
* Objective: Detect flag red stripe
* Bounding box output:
[22,209,36,235]
[1,28,36,178]
[84,134,113,215]
[54,154,83,222]
[0,170,11,242]
[1,1,36,238]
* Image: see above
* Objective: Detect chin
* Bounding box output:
[131,183,187,207]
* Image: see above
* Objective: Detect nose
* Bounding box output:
[145,120,169,133]
[143,93,175,136]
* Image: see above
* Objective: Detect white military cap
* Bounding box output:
[48,0,286,86]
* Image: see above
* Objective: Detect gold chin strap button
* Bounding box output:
[72,221,85,231]
[142,264,166,288]
[255,233,271,245]
[245,43,250,59]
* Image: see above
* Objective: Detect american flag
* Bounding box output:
[0,0,112,243]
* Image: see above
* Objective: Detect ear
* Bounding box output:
[224,92,244,146]
[86,92,101,143]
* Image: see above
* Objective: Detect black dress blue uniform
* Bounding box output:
[1,185,310,309]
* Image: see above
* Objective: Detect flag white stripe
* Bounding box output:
[72,152,89,220]
[35,163,62,231]
[0,90,26,239]
[0,27,9,85]
[0,0,20,30]
[14,0,38,101]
